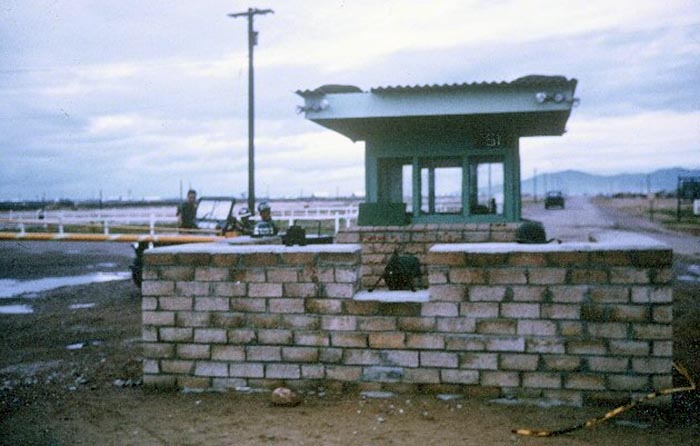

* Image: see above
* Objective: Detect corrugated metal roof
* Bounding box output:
[295,84,363,96]
[370,75,576,94]
[297,75,577,97]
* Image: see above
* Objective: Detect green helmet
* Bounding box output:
[515,221,547,244]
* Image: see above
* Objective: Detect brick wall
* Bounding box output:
[142,239,673,405]
[335,223,518,288]
[426,243,673,405]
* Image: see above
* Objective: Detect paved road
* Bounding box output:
[522,196,700,258]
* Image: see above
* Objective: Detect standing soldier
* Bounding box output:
[177,189,198,232]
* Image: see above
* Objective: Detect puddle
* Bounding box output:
[678,264,700,283]
[66,340,104,350]
[490,397,569,408]
[0,360,63,375]
[0,304,33,314]
[87,262,119,270]
[360,391,397,399]
[69,303,96,310]
[0,272,131,298]
[436,394,464,401]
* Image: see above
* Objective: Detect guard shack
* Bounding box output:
[297,75,578,225]
[141,76,673,401]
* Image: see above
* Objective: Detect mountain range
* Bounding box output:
[521,167,700,196]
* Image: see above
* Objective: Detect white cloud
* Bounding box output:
[1,0,699,200]
[88,114,141,135]
[260,0,698,72]
[74,62,141,81]
[521,110,700,175]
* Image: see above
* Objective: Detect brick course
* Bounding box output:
[142,239,672,403]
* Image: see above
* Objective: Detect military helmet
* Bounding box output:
[238,207,252,218]
[257,201,271,213]
[515,221,548,244]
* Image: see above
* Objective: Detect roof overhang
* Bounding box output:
[296,76,578,141]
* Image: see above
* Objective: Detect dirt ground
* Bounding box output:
[1,198,700,445]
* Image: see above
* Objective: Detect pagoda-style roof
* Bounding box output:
[296,75,578,141]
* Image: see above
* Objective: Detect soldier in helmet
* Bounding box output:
[253,201,278,237]
[228,207,254,235]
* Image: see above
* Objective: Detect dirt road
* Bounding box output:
[1,202,700,446]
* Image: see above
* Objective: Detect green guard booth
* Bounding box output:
[297,76,578,225]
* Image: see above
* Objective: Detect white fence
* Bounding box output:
[0,204,359,236]
[275,206,358,233]
[0,208,174,236]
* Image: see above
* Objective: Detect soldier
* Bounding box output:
[229,207,254,235]
[177,189,198,231]
[253,201,278,236]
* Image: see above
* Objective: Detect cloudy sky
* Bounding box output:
[1,0,698,200]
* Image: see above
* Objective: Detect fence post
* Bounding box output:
[103,220,109,235]
[59,213,64,235]
[150,214,155,236]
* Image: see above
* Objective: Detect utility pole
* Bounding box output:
[228,7,273,215]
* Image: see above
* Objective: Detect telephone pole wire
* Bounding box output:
[228,7,273,214]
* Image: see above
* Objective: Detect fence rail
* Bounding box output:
[0,205,359,236]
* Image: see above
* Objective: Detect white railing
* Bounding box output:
[0,213,174,237]
[275,206,358,233]
[0,204,359,236]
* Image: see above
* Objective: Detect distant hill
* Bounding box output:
[522,167,700,196]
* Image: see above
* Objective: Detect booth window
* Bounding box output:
[402,164,413,212]
[419,158,463,215]
[469,158,504,215]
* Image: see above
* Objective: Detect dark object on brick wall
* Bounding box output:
[282,221,333,246]
[515,220,548,244]
[515,220,561,244]
[282,224,307,246]
[369,250,422,292]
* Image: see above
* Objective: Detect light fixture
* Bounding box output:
[296,98,330,114]
[535,92,570,104]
